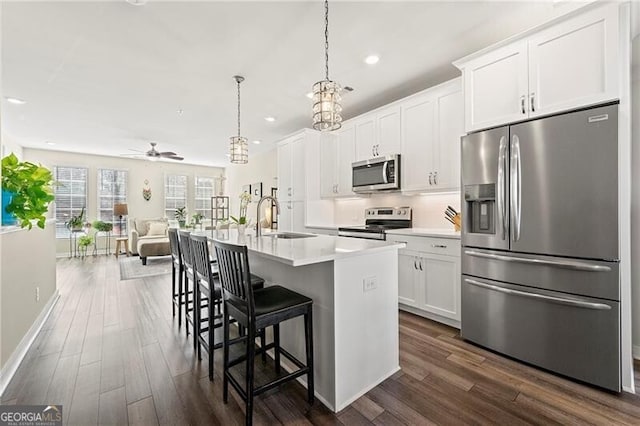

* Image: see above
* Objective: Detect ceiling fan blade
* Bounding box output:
[120,153,146,157]
[128,148,145,153]
[158,151,177,156]
[167,156,184,161]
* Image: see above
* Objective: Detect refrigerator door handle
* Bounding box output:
[497,136,508,240]
[464,278,612,310]
[510,134,522,241]
[464,250,612,272]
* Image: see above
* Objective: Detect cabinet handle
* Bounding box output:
[431,244,448,248]
[433,171,438,185]
[335,184,339,194]
[414,259,418,270]
[428,173,433,185]
[520,95,526,114]
[530,93,535,112]
[419,260,423,271]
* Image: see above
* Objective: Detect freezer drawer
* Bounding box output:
[462,275,620,392]
[463,248,619,301]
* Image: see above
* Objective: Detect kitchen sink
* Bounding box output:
[265,232,317,239]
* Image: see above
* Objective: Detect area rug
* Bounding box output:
[119,255,172,281]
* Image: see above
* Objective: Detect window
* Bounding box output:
[195,176,215,219]
[98,169,128,235]
[54,166,87,238]
[164,174,187,219]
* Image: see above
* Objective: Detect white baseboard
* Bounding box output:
[0,290,60,397]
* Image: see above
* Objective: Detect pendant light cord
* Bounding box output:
[324,0,329,81]
[236,78,241,137]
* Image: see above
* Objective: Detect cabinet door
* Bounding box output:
[433,88,463,191]
[319,133,338,198]
[401,93,435,192]
[354,115,377,161]
[291,201,306,233]
[278,201,293,232]
[398,253,419,307]
[376,105,401,157]
[336,124,356,197]
[527,4,618,118]
[464,41,528,132]
[290,137,306,201]
[277,142,292,201]
[420,254,460,321]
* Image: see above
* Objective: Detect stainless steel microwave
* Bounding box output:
[352,154,401,193]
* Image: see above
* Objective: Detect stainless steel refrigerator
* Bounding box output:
[461,103,620,392]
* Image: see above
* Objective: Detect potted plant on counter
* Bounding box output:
[231,191,252,235]
[1,153,56,229]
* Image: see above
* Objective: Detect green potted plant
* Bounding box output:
[192,212,204,229]
[65,207,85,232]
[1,153,56,229]
[77,234,93,258]
[230,192,252,234]
[175,206,187,228]
[92,220,113,233]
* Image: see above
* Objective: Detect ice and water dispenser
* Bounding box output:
[464,183,496,234]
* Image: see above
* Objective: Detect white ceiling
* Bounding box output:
[1,0,583,167]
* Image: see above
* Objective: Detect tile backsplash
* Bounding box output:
[333,192,461,228]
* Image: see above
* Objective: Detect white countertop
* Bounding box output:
[199,229,405,267]
[386,228,461,239]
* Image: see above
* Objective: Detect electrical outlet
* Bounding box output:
[363,276,377,292]
[35,287,40,302]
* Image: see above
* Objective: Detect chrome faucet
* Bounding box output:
[256,196,280,237]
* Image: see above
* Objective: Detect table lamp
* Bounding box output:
[113,203,128,237]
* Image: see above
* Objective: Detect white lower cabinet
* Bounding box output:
[389,235,461,326]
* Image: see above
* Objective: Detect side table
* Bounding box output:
[115,237,130,258]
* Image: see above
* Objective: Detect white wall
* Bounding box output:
[23,148,223,254]
[224,149,277,225]
[1,132,23,160]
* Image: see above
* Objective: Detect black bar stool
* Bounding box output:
[168,228,184,327]
[190,234,266,381]
[213,240,314,426]
[178,230,199,348]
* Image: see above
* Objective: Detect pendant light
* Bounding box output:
[229,75,248,164]
[312,0,342,132]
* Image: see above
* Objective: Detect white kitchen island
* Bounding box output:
[204,229,403,412]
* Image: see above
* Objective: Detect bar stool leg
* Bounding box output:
[177,265,183,328]
[208,293,214,381]
[223,307,230,404]
[172,263,176,318]
[245,326,256,426]
[184,271,190,337]
[305,307,314,404]
[260,329,266,363]
[274,324,281,374]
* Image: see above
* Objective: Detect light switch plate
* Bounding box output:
[363,276,377,292]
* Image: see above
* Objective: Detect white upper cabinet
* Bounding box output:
[462,42,529,132]
[401,78,463,193]
[320,125,355,198]
[355,105,402,161]
[277,131,307,202]
[527,4,618,117]
[455,3,620,132]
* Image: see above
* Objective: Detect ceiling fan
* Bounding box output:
[121,142,184,161]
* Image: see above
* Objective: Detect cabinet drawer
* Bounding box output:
[388,234,460,257]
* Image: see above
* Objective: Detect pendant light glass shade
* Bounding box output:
[312,80,342,131]
[229,135,248,164]
[229,75,248,164]
[312,0,342,132]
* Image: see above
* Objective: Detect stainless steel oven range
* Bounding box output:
[338,207,412,240]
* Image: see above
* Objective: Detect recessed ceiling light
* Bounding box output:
[252,140,261,145]
[45,141,56,146]
[264,116,276,122]
[126,0,148,5]
[364,55,380,65]
[5,97,26,105]
[176,109,184,115]
[306,92,314,99]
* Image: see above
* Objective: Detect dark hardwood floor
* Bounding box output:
[2,255,640,425]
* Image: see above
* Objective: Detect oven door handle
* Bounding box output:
[382,161,389,184]
[464,278,611,310]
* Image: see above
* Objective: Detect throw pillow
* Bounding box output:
[147,221,168,236]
